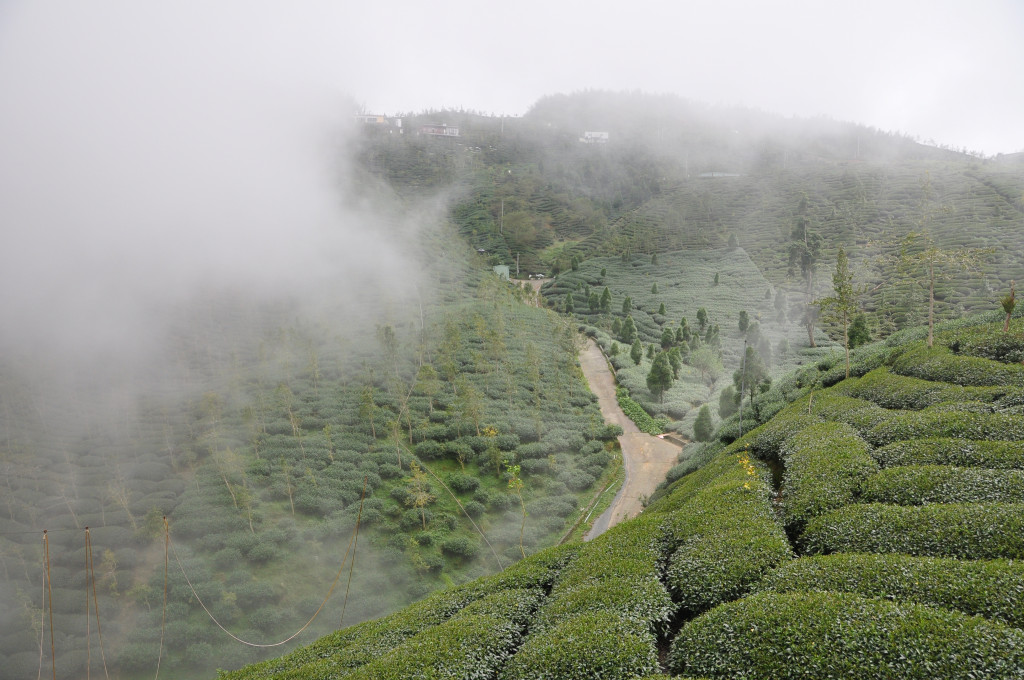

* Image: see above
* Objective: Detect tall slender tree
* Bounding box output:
[891,231,989,347]
[817,247,860,378]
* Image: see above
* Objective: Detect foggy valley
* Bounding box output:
[2,2,1024,679]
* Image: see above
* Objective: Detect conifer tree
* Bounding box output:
[646,351,674,402]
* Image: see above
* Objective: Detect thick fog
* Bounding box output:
[0,4,427,367]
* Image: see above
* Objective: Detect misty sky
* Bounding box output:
[1,1,1022,356]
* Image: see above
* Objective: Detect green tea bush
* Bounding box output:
[892,343,1024,387]
[500,612,659,680]
[344,610,524,680]
[669,591,1024,679]
[806,393,896,437]
[817,340,897,386]
[615,387,663,434]
[656,446,791,612]
[836,366,1008,410]
[872,437,1024,469]
[779,422,878,531]
[757,553,1024,627]
[534,578,673,633]
[801,503,1024,559]
[867,406,1024,446]
[747,411,820,460]
[860,465,1024,505]
[944,321,1024,363]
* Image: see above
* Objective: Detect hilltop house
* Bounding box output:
[419,123,460,137]
[354,114,403,132]
[579,131,609,144]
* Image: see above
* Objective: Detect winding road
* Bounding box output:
[577,339,683,540]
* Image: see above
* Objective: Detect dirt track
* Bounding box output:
[577,339,682,540]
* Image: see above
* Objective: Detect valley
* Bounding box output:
[3,90,1023,679]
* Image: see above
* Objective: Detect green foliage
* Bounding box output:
[866,403,1024,446]
[630,339,643,365]
[657,446,792,613]
[872,437,1024,470]
[738,310,749,332]
[646,351,675,401]
[778,422,878,532]
[692,405,714,442]
[670,591,1024,679]
[848,313,870,347]
[891,341,1024,387]
[860,465,1024,505]
[501,612,659,680]
[801,502,1024,559]
[620,315,637,344]
[615,388,663,435]
[758,553,1024,627]
[835,366,1012,410]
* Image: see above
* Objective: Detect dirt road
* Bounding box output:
[577,339,682,540]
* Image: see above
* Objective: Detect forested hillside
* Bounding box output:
[221,308,1024,679]
[0,185,616,676]
[4,89,1024,679]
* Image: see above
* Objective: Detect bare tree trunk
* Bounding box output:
[928,263,935,348]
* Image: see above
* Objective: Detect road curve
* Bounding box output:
[577,339,682,540]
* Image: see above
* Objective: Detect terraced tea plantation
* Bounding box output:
[223,312,1024,679]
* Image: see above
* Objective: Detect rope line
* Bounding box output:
[338,477,366,628]
[37,544,45,680]
[44,531,56,680]
[167,498,363,648]
[418,459,504,570]
[154,517,169,680]
[86,529,92,680]
[84,529,111,680]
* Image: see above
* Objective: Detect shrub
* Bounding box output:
[836,366,1009,410]
[867,406,1024,446]
[413,440,444,460]
[891,342,1024,387]
[944,323,1024,363]
[860,465,1024,505]
[534,579,672,634]
[801,502,1024,559]
[660,450,792,613]
[872,438,1024,470]
[501,612,659,680]
[445,473,480,494]
[440,535,480,558]
[779,422,878,532]
[757,553,1024,627]
[558,468,596,492]
[343,612,523,680]
[669,591,1024,679]
[806,393,895,437]
[616,387,663,435]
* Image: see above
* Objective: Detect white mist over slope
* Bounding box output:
[0,3,422,365]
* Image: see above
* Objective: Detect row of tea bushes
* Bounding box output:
[670,590,1024,679]
[835,366,1013,409]
[860,465,1024,505]
[756,552,1024,628]
[656,446,792,614]
[891,341,1024,387]
[800,502,1024,559]
[778,422,877,532]
[872,437,1024,470]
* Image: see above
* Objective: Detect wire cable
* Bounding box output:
[167,499,363,648]
[44,531,56,680]
[84,528,110,680]
[154,517,169,680]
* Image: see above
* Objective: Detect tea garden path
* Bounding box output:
[577,339,682,540]
[511,278,682,539]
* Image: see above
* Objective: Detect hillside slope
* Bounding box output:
[221,309,1024,679]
